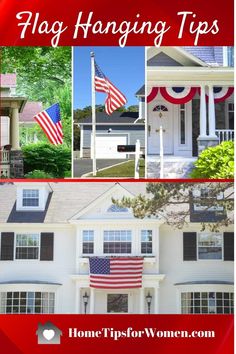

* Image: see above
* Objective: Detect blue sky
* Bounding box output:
[73,47,144,109]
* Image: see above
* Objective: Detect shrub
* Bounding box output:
[24,170,54,179]
[22,142,71,178]
[190,141,234,179]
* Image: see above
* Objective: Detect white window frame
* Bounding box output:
[14,233,40,261]
[140,230,153,255]
[22,189,39,207]
[0,291,55,314]
[103,230,132,255]
[193,188,224,211]
[179,104,186,145]
[82,230,94,255]
[197,232,223,261]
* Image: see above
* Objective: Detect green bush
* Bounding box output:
[24,170,54,179]
[190,141,234,179]
[22,143,71,178]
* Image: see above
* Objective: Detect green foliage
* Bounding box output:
[2,47,72,147]
[113,182,234,231]
[22,143,71,178]
[190,141,234,179]
[24,170,54,179]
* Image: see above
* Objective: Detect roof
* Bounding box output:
[79,111,142,125]
[0,182,147,223]
[19,101,43,123]
[0,74,17,88]
[175,281,234,285]
[135,85,145,96]
[182,47,223,66]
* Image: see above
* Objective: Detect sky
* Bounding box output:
[73,47,145,109]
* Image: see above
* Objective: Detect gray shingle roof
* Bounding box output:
[79,111,140,125]
[0,182,147,224]
[183,47,223,66]
[135,85,145,96]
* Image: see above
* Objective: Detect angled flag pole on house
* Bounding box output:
[90,52,127,176]
[34,103,63,145]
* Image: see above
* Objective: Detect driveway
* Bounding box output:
[73,159,127,177]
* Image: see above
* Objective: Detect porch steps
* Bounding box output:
[147,157,197,179]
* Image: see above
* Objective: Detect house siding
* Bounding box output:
[147,52,183,67]
[83,125,145,147]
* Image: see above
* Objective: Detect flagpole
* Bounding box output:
[91,51,97,176]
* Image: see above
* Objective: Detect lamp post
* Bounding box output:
[146,292,152,314]
[83,292,89,314]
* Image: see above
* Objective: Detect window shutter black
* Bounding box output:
[40,233,54,261]
[0,232,14,260]
[224,232,234,261]
[183,232,197,261]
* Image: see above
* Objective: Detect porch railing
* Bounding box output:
[215,129,234,143]
[0,151,10,178]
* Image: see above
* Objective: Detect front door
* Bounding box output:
[148,100,173,154]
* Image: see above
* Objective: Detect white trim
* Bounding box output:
[80,125,84,158]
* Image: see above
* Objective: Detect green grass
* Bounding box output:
[88,159,145,178]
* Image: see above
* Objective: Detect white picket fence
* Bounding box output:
[215,129,234,143]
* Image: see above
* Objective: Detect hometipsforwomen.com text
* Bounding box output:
[16,11,219,47]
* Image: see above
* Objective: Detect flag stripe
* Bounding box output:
[89,257,143,289]
[94,61,127,115]
[34,103,63,145]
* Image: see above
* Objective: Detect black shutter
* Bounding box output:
[224,232,234,261]
[0,232,14,260]
[40,233,54,261]
[183,232,197,261]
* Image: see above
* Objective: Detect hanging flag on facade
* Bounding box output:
[89,257,143,289]
[34,103,63,145]
[94,61,127,115]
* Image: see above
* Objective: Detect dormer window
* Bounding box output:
[22,189,39,207]
[107,204,128,213]
[192,188,224,211]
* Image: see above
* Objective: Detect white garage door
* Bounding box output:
[94,135,128,158]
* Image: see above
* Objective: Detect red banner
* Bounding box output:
[0,314,233,353]
[0,0,234,46]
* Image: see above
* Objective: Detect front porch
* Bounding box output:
[147,66,234,158]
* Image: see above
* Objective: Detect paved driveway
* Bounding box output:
[73,159,127,177]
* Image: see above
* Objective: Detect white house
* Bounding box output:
[147,46,234,178]
[0,182,233,314]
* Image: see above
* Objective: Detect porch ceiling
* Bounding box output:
[0,96,28,113]
[147,67,234,86]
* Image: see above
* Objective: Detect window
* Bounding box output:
[0,292,55,314]
[103,230,132,254]
[181,292,234,314]
[107,204,128,213]
[228,102,234,130]
[22,189,39,207]
[198,233,223,260]
[180,104,186,144]
[141,230,153,254]
[193,188,224,211]
[15,234,39,260]
[107,294,128,313]
[153,105,168,112]
[82,230,94,254]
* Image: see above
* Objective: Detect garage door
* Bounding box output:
[94,135,128,158]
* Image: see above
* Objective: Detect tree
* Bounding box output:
[1,47,72,147]
[113,182,234,231]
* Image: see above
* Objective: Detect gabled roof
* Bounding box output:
[135,85,145,96]
[79,111,143,125]
[0,182,147,223]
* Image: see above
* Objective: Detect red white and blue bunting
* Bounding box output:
[147,86,197,104]
[198,87,234,103]
[159,87,197,104]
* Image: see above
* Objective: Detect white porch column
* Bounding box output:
[75,284,81,314]
[89,288,95,314]
[10,107,20,150]
[139,288,145,314]
[199,85,207,137]
[153,286,159,314]
[208,85,217,137]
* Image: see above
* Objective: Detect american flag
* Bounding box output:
[94,61,127,115]
[89,257,143,289]
[34,103,63,145]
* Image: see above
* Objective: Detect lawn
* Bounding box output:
[88,159,145,178]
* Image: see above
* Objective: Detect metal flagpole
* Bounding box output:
[91,52,97,176]
[159,125,164,178]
